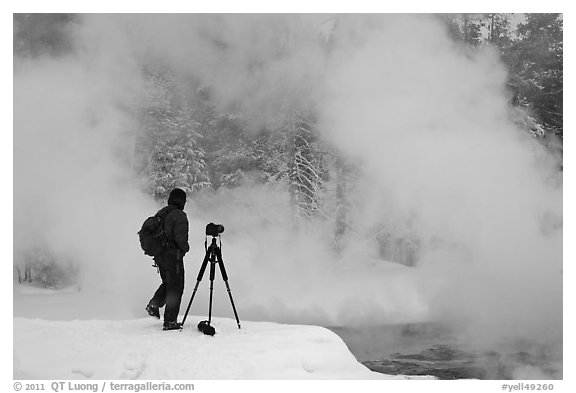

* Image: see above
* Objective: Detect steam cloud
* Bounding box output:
[321,15,562,344]
[14,14,562,366]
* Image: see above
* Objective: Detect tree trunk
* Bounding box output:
[287,112,321,227]
[334,153,349,248]
[25,262,32,283]
[287,116,298,230]
[15,266,22,284]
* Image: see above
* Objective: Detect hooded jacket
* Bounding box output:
[156,190,190,256]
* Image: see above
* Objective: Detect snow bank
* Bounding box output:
[13,316,411,380]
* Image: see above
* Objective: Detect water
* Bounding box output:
[328,323,563,380]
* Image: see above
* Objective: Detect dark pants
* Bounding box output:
[149,249,185,323]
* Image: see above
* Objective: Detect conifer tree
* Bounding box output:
[138,68,211,199]
[285,113,326,223]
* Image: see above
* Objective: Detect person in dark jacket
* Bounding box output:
[146,188,190,330]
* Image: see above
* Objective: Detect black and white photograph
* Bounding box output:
[11,7,565,387]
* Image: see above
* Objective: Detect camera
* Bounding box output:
[205,222,225,237]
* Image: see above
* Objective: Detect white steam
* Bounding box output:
[14,14,561,367]
[13,47,155,300]
[321,14,562,346]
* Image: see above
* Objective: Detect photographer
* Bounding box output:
[146,188,190,331]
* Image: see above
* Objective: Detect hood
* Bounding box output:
[167,188,186,210]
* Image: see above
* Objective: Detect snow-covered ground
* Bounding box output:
[14,316,420,380]
[13,285,428,380]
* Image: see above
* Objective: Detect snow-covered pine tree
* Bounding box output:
[334,153,353,245]
[248,111,327,225]
[201,112,263,189]
[256,128,290,184]
[287,112,326,223]
[137,68,211,199]
[147,105,211,199]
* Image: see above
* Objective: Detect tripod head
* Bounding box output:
[205,234,221,254]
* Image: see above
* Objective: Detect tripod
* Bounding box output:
[181,236,241,332]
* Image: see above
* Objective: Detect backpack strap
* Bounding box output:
[155,204,177,219]
[156,205,178,249]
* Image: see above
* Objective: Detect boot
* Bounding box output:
[146,304,160,319]
[163,321,182,331]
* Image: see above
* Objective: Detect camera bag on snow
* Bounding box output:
[198,320,216,336]
[138,210,170,257]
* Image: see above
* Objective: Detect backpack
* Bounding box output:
[138,211,169,257]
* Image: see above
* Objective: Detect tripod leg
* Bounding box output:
[181,251,210,328]
[223,280,241,329]
[216,248,241,329]
[181,280,200,327]
[208,260,216,325]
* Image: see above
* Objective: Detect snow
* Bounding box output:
[13,315,415,380]
[12,280,429,382]
[12,273,435,380]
